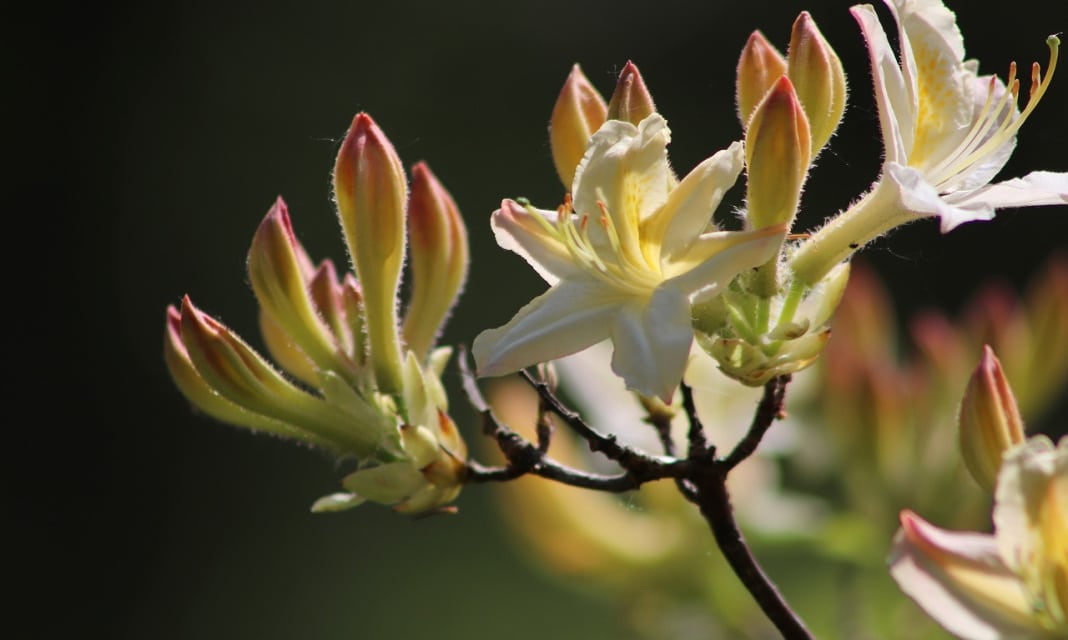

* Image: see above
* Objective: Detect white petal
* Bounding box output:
[491,199,581,286]
[888,0,965,62]
[852,4,913,164]
[609,286,693,401]
[890,511,1042,640]
[473,280,617,378]
[886,162,994,232]
[993,436,1063,575]
[664,226,786,303]
[890,0,974,170]
[948,171,1068,215]
[645,141,745,261]
[573,114,671,262]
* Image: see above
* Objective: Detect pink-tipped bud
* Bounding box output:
[247,198,355,378]
[550,65,608,189]
[736,31,788,129]
[165,305,332,447]
[402,162,469,361]
[786,11,847,159]
[606,60,657,126]
[333,112,407,395]
[959,346,1026,493]
[745,76,811,231]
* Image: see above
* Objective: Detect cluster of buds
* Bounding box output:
[696,12,850,386]
[165,113,469,514]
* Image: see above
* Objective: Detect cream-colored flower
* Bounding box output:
[890,436,1067,639]
[473,114,785,401]
[854,0,1065,232]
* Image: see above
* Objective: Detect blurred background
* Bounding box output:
[15,0,1067,638]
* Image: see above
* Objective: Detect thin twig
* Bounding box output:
[722,375,790,471]
[648,402,700,503]
[518,370,661,470]
[680,382,710,458]
[692,468,813,639]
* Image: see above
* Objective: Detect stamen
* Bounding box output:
[925,36,1059,189]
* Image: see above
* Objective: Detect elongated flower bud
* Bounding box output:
[164,306,329,447]
[550,65,607,189]
[745,76,811,231]
[177,296,383,454]
[737,31,787,129]
[402,162,469,361]
[786,11,847,159]
[248,198,356,379]
[959,346,1026,493]
[606,60,656,126]
[333,113,407,395]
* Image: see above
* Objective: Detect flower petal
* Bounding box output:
[993,436,1065,575]
[890,510,1042,640]
[852,4,913,165]
[609,286,693,401]
[664,225,786,302]
[887,162,993,232]
[572,114,671,263]
[947,171,1068,215]
[642,141,745,261]
[887,0,974,171]
[491,199,583,285]
[473,280,617,378]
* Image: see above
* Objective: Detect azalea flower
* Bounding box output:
[472,113,786,401]
[855,0,1066,231]
[791,0,1066,286]
[890,435,1067,639]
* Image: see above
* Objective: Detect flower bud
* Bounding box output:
[333,112,407,395]
[745,76,811,231]
[164,306,326,446]
[736,31,787,129]
[402,162,469,361]
[606,60,656,127]
[786,11,847,159]
[959,346,1026,493]
[177,296,380,454]
[550,65,607,189]
[248,198,357,379]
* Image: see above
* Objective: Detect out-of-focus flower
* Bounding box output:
[958,346,1025,493]
[473,113,785,401]
[165,113,468,514]
[803,257,1068,535]
[790,0,1066,286]
[890,435,1067,639]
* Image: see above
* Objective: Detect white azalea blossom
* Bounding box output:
[889,435,1067,639]
[473,114,786,400]
[854,0,1067,232]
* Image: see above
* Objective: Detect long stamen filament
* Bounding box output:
[927,36,1059,189]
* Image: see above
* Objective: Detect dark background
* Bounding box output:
[15,0,1067,638]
